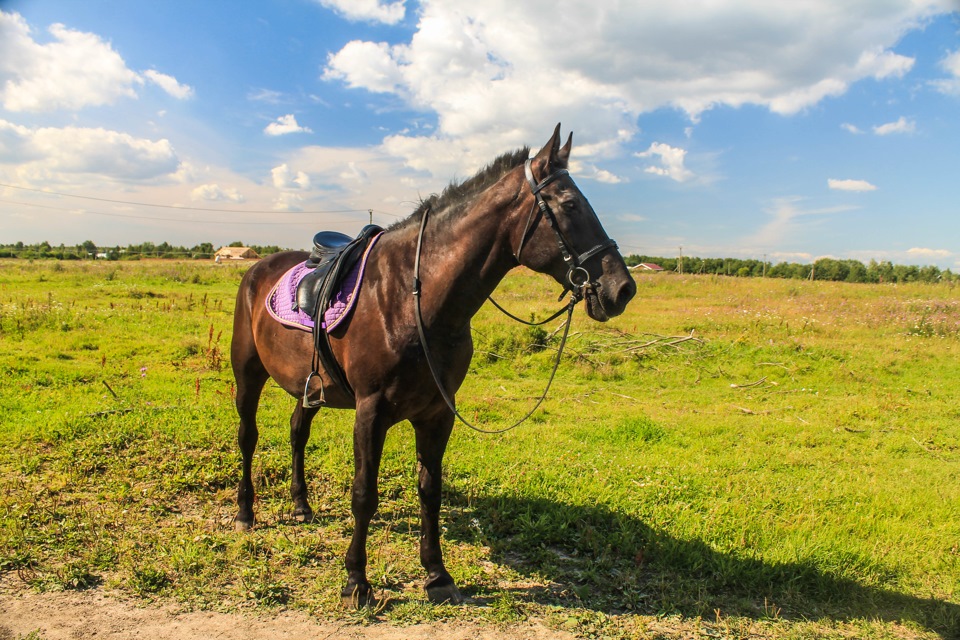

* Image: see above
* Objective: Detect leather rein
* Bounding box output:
[412,159,617,434]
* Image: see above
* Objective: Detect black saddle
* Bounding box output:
[296,225,382,316]
[297,224,383,406]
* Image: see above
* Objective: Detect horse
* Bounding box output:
[230,124,637,606]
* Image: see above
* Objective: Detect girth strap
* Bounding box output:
[302,224,383,407]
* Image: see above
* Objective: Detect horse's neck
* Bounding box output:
[413,186,522,330]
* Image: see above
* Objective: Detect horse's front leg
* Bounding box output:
[413,412,463,604]
[290,403,319,522]
[342,401,388,607]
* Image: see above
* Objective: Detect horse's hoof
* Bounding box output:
[292,507,314,524]
[425,582,463,605]
[341,583,375,609]
[234,517,254,532]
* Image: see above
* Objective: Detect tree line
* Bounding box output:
[625,254,954,284]
[0,240,953,284]
[0,240,285,261]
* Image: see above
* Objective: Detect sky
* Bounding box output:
[1,0,959,267]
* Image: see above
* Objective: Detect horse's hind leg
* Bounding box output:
[232,303,269,531]
[234,364,267,530]
[290,403,319,522]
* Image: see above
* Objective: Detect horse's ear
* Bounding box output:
[557,131,572,169]
[533,123,563,170]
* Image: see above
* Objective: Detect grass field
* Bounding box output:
[0,258,958,639]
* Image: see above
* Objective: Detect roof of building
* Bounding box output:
[215,246,260,259]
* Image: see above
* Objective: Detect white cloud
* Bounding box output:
[931,49,960,96]
[907,247,951,258]
[271,163,311,189]
[248,88,284,104]
[143,69,194,100]
[0,119,180,180]
[190,183,245,203]
[264,114,313,136]
[841,123,864,134]
[592,168,623,184]
[315,0,405,25]
[322,0,947,177]
[339,161,369,186]
[283,144,426,209]
[636,142,694,183]
[873,116,915,135]
[171,161,200,184]
[0,11,141,112]
[854,46,914,80]
[747,196,858,247]
[274,191,304,212]
[0,11,200,112]
[770,251,814,262]
[828,178,878,192]
[324,41,406,93]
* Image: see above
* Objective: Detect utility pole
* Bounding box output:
[762,253,767,278]
[678,246,683,275]
[368,209,373,225]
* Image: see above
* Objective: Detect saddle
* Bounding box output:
[298,224,383,406]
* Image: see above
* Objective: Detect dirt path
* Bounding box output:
[0,586,575,640]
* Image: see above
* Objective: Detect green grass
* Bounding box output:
[1,258,958,639]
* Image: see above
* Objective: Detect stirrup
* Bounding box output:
[302,370,325,408]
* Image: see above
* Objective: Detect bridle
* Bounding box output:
[412,158,620,434]
[516,159,619,302]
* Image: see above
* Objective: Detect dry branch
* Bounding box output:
[731,376,768,389]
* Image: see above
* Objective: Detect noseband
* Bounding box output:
[516,159,619,301]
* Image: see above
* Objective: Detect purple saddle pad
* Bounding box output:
[265,233,381,332]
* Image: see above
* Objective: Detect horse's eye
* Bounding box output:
[561,200,578,213]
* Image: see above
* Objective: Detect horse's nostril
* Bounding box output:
[617,277,637,309]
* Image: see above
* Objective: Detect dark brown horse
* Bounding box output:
[230,125,636,606]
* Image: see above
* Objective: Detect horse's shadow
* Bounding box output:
[440,488,959,637]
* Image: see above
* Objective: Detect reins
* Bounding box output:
[412,159,615,435]
[413,205,578,435]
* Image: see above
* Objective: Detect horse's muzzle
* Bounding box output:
[584,272,636,321]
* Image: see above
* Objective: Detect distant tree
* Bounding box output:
[250,244,284,256]
[866,259,894,283]
[191,242,214,258]
[844,260,867,283]
[813,258,848,281]
[893,264,920,283]
[919,265,941,283]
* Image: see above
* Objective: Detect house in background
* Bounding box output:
[630,262,664,272]
[215,246,260,261]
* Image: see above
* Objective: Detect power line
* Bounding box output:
[0,182,372,215]
[0,198,363,225]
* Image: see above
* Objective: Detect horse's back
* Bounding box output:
[232,251,309,366]
[236,251,308,305]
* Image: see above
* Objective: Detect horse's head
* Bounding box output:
[513,125,636,321]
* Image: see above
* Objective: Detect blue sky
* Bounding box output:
[1,0,958,267]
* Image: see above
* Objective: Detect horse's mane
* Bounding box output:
[389,146,531,232]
